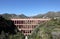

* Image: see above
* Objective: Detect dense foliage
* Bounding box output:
[0,15,24,39]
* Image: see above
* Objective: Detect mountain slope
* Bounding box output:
[33,11,60,18]
[0,13,28,19]
[0,11,60,19]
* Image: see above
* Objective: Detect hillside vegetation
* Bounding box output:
[28,18,60,39]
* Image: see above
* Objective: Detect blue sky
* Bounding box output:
[0,0,60,16]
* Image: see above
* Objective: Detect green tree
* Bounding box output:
[0,15,24,39]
